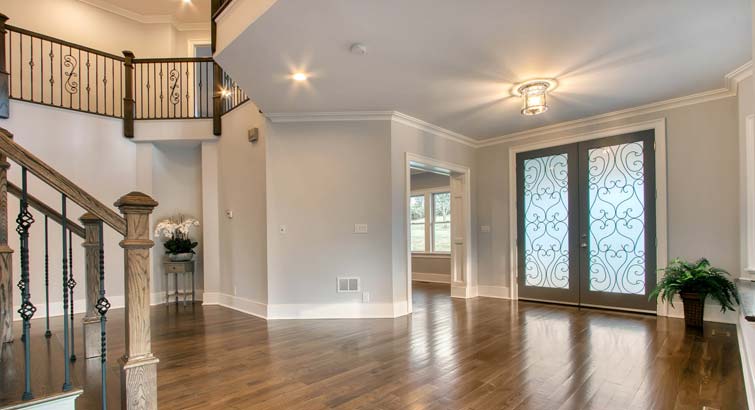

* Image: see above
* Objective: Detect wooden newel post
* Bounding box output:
[80,213,102,359]
[115,192,158,409]
[122,51,135,138]
[213,62,222,136]
[0,13,10,119]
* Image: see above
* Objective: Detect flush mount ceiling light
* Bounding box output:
[512,79,558,116]
[182,0,192,4]
[292,72,308,82]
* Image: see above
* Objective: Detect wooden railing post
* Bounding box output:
[0,136,12,353]
[115,192,158,409]
[0,13,9,119]
[213,63,222,136]
[122,51,135,138]
[80,213,102,359]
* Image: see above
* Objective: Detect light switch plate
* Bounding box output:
[279,225,288,234]
[481,225,491,233]
[354,224,368,234]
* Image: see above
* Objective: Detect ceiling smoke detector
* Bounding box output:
[350,43,367,55]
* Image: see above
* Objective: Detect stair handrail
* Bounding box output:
[0,127,126,235]
[6,181,86,238]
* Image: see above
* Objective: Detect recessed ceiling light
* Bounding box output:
[292,72,308,82]
[183,0,191,4]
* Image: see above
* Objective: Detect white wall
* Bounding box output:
[266,120,393,309]
[1,101,136,315]
[476,96,741,303]
[152,143,204,298]
[741,76,754,273]
[2,0,209,58]
[390,121,478,306]
[216,101,268,308]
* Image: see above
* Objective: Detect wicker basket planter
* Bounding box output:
[679,292,705,328]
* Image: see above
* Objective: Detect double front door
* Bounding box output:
[516,131,656,312]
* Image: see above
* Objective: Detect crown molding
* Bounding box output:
[77,0,209,31]
[266,61,752,149]
[478,60,753,147]
[266,111,477,148]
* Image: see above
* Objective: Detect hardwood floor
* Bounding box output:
[0,282,747,409]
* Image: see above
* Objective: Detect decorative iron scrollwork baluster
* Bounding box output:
[16,167,35,401]
[63,53,78,95]
[68,229,76,361]
[44,215,51,338]
[61,194,72,392]
[96,220,109,410]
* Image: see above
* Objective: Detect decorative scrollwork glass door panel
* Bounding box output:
[586,141,646,295]
[517,131,655,311]
[517,144,579,304]
[522,154,570,289]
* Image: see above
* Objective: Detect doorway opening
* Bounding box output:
[405,154,473,313]
[515,130,657,312]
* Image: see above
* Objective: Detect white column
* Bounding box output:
[201,141,221,304]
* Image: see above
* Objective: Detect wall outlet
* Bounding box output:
[354,224,368,234]
[362,291,370,303]
[279,225,288,234]
[233,286,237,296]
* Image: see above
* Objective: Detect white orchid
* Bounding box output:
[154,215,200,240]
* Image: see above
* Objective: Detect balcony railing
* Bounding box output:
[0,14,249,137]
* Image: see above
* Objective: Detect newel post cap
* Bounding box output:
[114,191,158,212]
[79,212,102,224]
[0,13,9,23]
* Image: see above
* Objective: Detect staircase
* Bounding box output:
[0,126,158,410]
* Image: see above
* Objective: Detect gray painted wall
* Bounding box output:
[218,102,268,304]
[266,121,394,304]
[476,96,741,290]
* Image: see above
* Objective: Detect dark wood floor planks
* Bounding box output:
[0,282,747,409]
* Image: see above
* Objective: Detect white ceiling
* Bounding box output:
[83,0,211,24]
[218,0,751,140]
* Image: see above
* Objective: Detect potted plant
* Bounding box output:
[154,216,200,262]
[650,258,739,327]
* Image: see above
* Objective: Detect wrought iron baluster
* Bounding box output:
[44,215,50,338]
[68,228,76,361]
[48,42,54,106]
[61,194,72,391]
[96,221,110,410]
[16,167,35,400]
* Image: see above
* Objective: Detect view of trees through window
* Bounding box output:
[410,190,451,253]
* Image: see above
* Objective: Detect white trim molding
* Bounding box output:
[202,292,268,319]
[77,0,210,31]
[267,302,404,319]
[266,111,478,148]
[267,61,751,149]
[744,114,755,276]
[477,285,511,299]
[480,60,753,147]
[412,273,451,284]
[507,118,669,314]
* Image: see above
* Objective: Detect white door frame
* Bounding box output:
[507,118,669,315]
[405,153,474,310]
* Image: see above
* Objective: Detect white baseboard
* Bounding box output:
[13,296,125,322]
[450,284,477,299]
[1,389,83,410]
[12,291,204,321]
[664,297,738,324]
[477,285,511,299]
[412,272,451,284]
[150,289,204,305]
[738,314,755,410]
[267,302,403,319]
[202,292,267,319]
